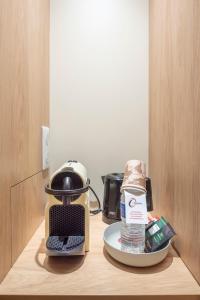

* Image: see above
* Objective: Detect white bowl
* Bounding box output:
[103,221,171,267]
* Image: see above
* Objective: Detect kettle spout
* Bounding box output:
[101,176,105,184]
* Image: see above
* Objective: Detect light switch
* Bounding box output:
[42,126,49,170]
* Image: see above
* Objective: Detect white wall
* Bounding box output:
[50,0,148,199]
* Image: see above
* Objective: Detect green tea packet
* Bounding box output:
[145,217,175,252]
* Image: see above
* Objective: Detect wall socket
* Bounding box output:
[42,126,49,170]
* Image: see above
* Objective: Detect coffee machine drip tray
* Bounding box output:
[46,235,85,255]
[46,204,85,256]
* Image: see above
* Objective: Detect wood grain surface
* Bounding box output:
[0,0,49,281]
[11,172,48,264]
[8,0,49,185]
[0,214,199,298]
[0,0,17,281]
[149,0,200,284]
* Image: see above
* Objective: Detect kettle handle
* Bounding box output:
[101,176,105,184]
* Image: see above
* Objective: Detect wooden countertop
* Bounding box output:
[0,214,199,299]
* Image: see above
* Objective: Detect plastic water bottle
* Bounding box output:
[120,189,146,253]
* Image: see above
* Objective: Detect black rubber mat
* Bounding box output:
[46,236,65,251]
[63,236,84,250]
[46,235,84,253]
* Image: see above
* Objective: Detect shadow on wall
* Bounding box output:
[50,0,149,199]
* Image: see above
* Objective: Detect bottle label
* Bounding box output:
[124,190,148,224]
[120,202,126,218]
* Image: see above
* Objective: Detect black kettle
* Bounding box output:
[102,174,153,224]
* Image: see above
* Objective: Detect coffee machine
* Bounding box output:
[45,160,90,256]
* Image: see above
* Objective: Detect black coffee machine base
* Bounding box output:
[102,214,121,224]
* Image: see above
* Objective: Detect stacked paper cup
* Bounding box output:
[121,160,146,192]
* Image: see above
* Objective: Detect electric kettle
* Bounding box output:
[102,174,153,224]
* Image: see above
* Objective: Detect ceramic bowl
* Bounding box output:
[103,221,171,267]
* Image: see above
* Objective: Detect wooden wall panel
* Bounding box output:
[11,171,48,264]
[150,0,200,284]
[6,0,49,185]
[0,0,49,281]
[0,1,16,282]
[0,185,11,282]
[149,0,174,224]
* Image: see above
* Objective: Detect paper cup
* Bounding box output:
[121,160,146,192]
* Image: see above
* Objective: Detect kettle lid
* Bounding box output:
[104,173,124,182]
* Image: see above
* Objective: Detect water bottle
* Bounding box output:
[120,189,146,254]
